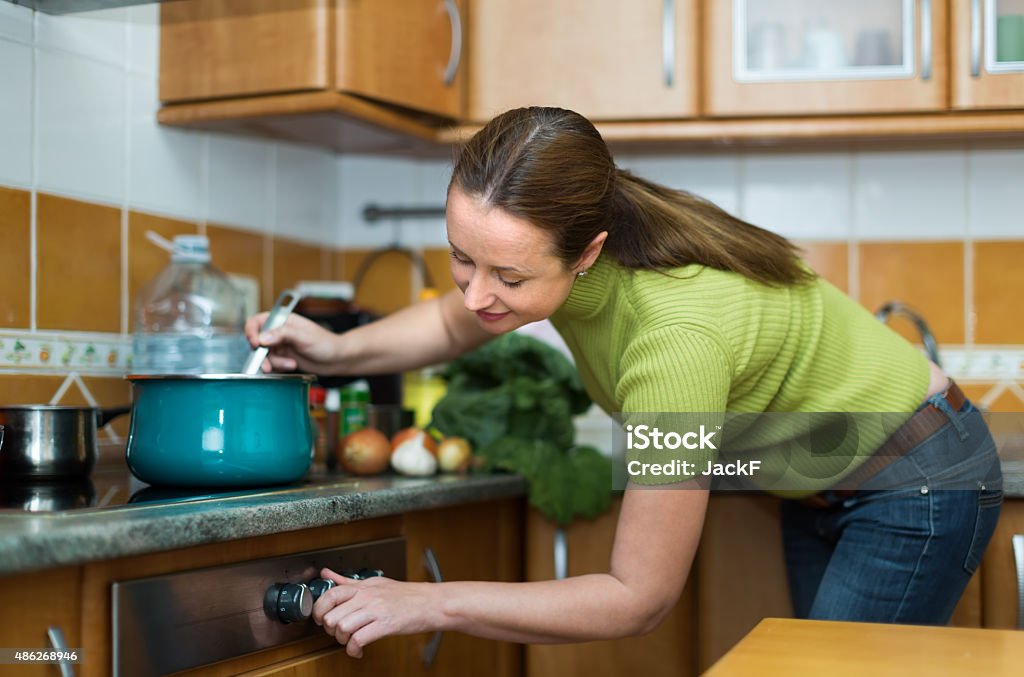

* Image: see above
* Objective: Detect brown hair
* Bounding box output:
[449,107,814,287]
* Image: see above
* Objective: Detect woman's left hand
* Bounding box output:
[312,567,445,658]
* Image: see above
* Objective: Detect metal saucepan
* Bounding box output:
[124,373,314,488]
[0,406,131,480]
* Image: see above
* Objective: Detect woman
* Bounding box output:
[247,107,1002,658]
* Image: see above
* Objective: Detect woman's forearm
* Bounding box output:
[435,574,664,644]
[331,289,492,376]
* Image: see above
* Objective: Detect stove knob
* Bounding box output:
[308,578,335,601]
[357,568,384,579]
[266,583,312,624]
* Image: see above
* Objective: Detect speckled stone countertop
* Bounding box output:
[0,468,528,576]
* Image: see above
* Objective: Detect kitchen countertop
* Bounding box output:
[0,465,528,576]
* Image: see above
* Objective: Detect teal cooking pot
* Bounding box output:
[125,373,314,487]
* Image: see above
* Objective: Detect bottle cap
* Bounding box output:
[309,386,327,406]
[171,235,211,263]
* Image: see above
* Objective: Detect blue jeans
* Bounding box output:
[780,396,1003,624]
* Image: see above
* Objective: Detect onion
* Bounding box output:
[438,437,472,473]
[337,428,391,476]
[390,428,439,476]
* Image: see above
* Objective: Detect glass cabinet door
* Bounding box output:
[735,0,916,82]
[986,0,1024,73]
[704,0,947,116]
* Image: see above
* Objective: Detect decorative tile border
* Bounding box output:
[940,347,1024,381]
[0,330,131,374]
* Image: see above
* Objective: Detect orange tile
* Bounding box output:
[973,241,1024,345]
[423,248,458,294]
[0,375,64,405]
[207,223,265,281]
[987,387,1024,413]
[80,376,132,438]
[958,383,995,405]
[36,194,121,332]
[128,211,198,322]
[796,241,848,293]
[858,242,965,345]
[0,187,31,328]
[273,237,327,299]
[336,248,414,315]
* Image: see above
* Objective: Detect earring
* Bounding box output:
[576,270,588,278]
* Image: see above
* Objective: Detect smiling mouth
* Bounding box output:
[476,310,511,322]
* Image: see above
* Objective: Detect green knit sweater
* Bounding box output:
[549,254,931,492]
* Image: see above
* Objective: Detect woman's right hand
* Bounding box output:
[244,312,343,375]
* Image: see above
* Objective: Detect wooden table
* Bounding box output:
[704,618,1024,676]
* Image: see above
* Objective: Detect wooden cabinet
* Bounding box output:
[468,0,698,122]
[982,498,1024,629]
[160,0,465,122]
[703,0,949,116]
[524,498,698,677]
[952,0,1024,109]
[402,498,524,677]
[0,567,83,677]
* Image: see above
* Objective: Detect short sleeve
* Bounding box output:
[616,329,732,486]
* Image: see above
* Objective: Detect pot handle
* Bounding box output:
[97,406,132,428]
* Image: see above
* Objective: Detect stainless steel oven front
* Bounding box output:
[111,537,406,676]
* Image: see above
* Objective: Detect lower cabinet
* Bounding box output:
[982,498,1024,629]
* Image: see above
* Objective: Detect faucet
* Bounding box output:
[874,301,942,368]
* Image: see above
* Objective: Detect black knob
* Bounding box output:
[357,568,384,579]
[308,578,335,601]
[264,583,312,624]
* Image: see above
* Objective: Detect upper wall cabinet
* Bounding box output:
[952,0,1024,109]
[160,0,465,120]
[467,0,699,122]
[704,0,948,116]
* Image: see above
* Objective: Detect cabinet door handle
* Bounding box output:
[920,0,933,81]
[970,0,982,77]
[422,546,444,668]
[1013,534,1024,630]
[442,0,463,86]
[554,527,569,580]
[662,0,675,87]
[47,626,75,677]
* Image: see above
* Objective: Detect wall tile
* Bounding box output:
[796,241,848,293]
[854,149,967,240]
[127,211,198,319]
[36,7,126,67]
[0,375,64,406]
[79,376,132,437]
[0,40,33,189]
[275,143,337,245]
[336,249,414,316]
[400,158,451,249]
[36,193,121,332]
[36,49,125,205]
[618,154,740,215]
[206,223,266,304]
[858,242,965,345]
[742,152,851,241]
[126,4,159,76]
[272,237,327,297]
[0,3,33,43]
[0,187,31,328]
[337,155,419,248]
[973,241,1024,344]
[968,149,1024,239]
[127,72,202,220]
[422,248,458,294]
[207,134,271,231]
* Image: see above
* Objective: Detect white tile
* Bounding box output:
[853,149,968,240]
[336,154,419,248]
[126,4,159,76]
[0,2,33,43]
[206,134,272,231]
[403,158,452,248]
[127,72,201,220]
[36,48,125,205]
[968,148,1024,239]
[616,154,741,215]
[36,7,126,67]
[0,40,33,188]
[741,152,852,241]
[274,142,337,245]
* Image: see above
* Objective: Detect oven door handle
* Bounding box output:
[422,546,444,668]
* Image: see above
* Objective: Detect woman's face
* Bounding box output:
[446,187,591,335]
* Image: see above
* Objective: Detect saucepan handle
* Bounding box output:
[97,406,132,428]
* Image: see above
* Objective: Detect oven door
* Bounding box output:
[112,538,406,676]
